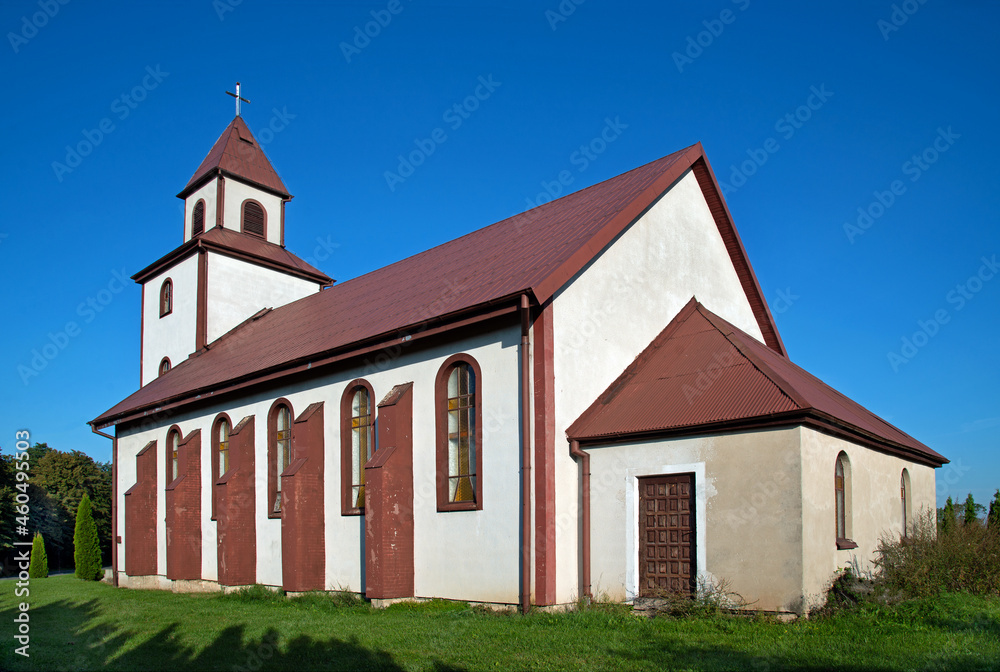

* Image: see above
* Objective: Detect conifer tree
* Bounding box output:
[73,493,103,580]
[28,532,48,578]
[964,493,985,526]
[940,496,956,534]
[988,489,1000,529]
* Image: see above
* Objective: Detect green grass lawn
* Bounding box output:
[3,575,999,671]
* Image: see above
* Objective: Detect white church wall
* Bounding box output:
[222,178,284,245]
[799,427,937,611]
[205,251,320,343]
[550,168,768,603]
[141,254,198,386]
[586,428,804,613]
[184,179,218,241]
[115,320,523,603]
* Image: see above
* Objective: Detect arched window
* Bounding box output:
[341,381,375,515]
[901,469,911,537]
[166,427,181,485]
[191,199,205,237]
[241,200,266,238]
[268,400,293,516]
[211,414,232,520]
[159,278,173,317]
[835,452,856,549]
[159,358,171,376]
[435,354,483,511]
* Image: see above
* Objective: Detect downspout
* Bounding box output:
[91,424,118,587]
[569,439,591,600]
[519,294,532,614]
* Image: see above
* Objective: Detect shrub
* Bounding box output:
[873,511,1000,597]
[28,533,48,578]
[73,493,103,580]
[988,489,1000,529]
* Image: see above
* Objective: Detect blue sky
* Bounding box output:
[1,0,997,508]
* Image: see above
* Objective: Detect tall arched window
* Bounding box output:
[159,357,171,376]
[901,469,911,537]
[268,400,293,516]
[160,278,173,317]
[835,452,856,549]
[241,200,266,238]
[166,427,181,485]
[191,199,205,237]
[435,354,483,511]
[341,381,375,515]
[211,414,232,520]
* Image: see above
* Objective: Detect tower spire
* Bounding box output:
[225,82,251,117]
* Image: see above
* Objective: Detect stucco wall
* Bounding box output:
[586,429,804,612]
[184,180,218,242]
[205,251,319,343]
[116,321,523,603]
[799,427,937,610]
[551,168,768,603]
[222,179,283,245]
[141,254,198,386]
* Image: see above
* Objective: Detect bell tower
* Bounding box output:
[132,108,333,387]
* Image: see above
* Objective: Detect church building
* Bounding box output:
[91,113,946,614]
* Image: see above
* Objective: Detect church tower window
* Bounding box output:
[192,200,205,237]
[159,279,172,317]
[159,358,171,376]
[241,200,266,238]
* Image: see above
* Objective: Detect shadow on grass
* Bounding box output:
[6,598,445,672]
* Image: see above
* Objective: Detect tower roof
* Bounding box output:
[178,117,291,199]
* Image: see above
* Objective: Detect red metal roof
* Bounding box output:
[179,117,290,198]
[132,226,331,286]
[94,144,783,428]
[567,299,946,466]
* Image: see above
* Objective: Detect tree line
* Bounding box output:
[0,442,111,574]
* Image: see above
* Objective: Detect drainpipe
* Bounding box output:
[569,439,591,600]
[91,424,118,587]
[519,294,532,614]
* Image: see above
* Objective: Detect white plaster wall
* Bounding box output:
[799,428,937,610]
[223,178,283,245]
[586,429,804,612]
[141,254,198,386]
[205,252,319,343]
[115,321,523,603]
[184,179,218,241]
[551,168,768,603]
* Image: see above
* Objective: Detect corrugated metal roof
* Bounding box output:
[568,299,945,465]
[93,144,783,428]
[180,117,290,198]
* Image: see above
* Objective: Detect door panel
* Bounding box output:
[639,473,695,596]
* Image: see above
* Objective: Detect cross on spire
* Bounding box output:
[226,82,251,117]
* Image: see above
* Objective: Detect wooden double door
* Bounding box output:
[639,473,695,596]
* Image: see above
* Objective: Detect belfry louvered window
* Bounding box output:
[242,200,265,238]
[192,200,205,236]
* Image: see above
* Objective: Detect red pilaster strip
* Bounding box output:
[217,416,257,586]
[281,402,326,592]
[533,302,557,605]
[165,429,202,581]
[124,440,157,576]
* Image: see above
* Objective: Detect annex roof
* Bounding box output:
[131,225,332,286]
[567,299,946,467]
[178,116,291,199]
[94,143,783,429]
